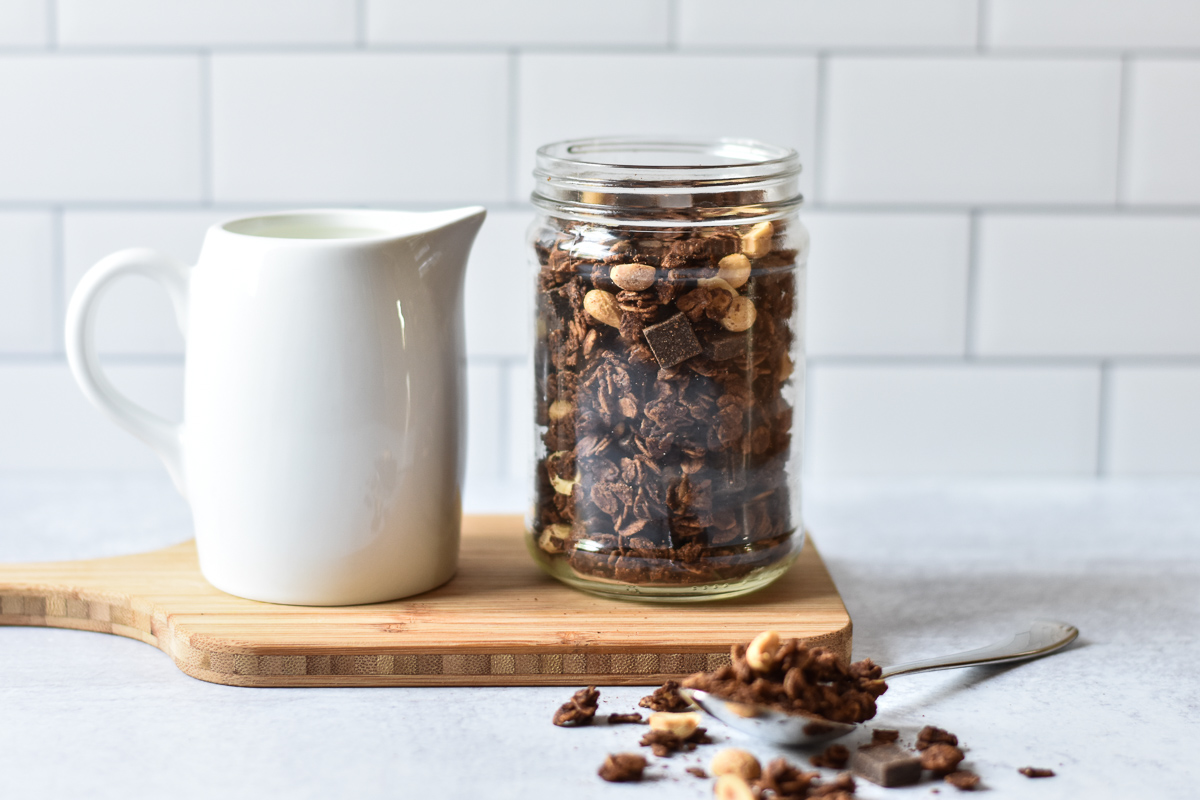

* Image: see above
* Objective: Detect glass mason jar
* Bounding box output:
[526,138,808,601]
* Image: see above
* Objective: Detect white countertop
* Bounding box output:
[1,473,1197,799]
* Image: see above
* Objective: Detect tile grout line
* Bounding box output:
[45,0,57,48]
[1114,53,1133,204]
[811,52,829,204]
[975,0,989,51]
[963,209,982,358]
[50,206,65,354]
[1095,360,1112,476]
[666,0,680,50]
[355,0,368,47]
[506,49,520,204]
[199,51,213,206]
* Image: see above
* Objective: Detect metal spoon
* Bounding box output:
[682,620,1079,746]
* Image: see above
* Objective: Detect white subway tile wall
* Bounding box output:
[985,0,1200,50]
[57,0,357,47]
[1123,60,1200,205]
[0,0,46,46]
[0,0,1197,502]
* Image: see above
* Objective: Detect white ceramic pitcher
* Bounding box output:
[65,207,487,606]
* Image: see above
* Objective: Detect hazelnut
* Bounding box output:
[698,276,738,296]
[610,263,656,292]
[550,471,579,495]
[583,289,620,327]
[711,749,762,781]
[548,399,573,421]
[714,774,757,800]
[741,221,774,258]
[648,711,701,739]
[717,253,752,288]
[537,523,571,553]
[721,297,757,332]
[745,630,779,672]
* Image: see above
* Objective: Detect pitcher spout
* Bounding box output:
[406,206,486,303]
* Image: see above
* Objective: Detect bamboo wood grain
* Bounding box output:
[0,514,851,687]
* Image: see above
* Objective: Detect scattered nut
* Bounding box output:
[648,711,701,739]
[714,774,757,800]
[711,748,762,781]
[698,276,739,296]
[741,221,774,258]
[548,399,573,421]
[537,523,570,553]
[717,253,752,288]
[583,289,620,327]
[721,296,757,332]
[745,630,779,672]
[610,263,656,292]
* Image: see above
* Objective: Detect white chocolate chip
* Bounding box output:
[584,289,620,327]
[710,749,762,781]
[548,399,573,421]
[609,263,656,292]
[550,471,579,495]
[745,630,779,672]
[717,253,752,288]
[698,277,738,296]
[714,774,757,800]
[741,221,774,258]
[721,296,757,332]
[537,523,571,553]
[648,711,701,739]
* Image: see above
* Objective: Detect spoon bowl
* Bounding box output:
[681,620,1079,747]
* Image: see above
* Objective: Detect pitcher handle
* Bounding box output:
[65,248,191,498]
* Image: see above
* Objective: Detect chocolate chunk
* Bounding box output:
[851,743,922,787]
[704,332,747,361]
[1019,767,1055,778]
[642,312,702,368]
[945,770,982,790]
[639,680,693,713]
[607,712,645,725]
[598,753,646,782]
[810,744,850,769]
[870,728,900,745]
[917,725,958,750]
[552,685,599,727]
[921,743,966,776]
[810,772,856,798]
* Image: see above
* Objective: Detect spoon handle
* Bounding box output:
[879,620,1079,680]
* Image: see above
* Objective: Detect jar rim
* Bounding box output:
[534,137,801,186]
[532,137,803,224]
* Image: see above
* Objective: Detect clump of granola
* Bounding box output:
[683,631,887,723]
[551,685,599,727]
[638,679,693,712]
[598,753,646,782]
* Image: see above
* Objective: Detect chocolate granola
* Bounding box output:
[811,744,851,769]
[639,727,712,757]
[530,215,801,588]
[598,753,646,782]
[682,635,887,723]
[638,680,693,713]
[552,685,599,727]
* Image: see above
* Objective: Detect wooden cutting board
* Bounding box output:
[0,514,850,687]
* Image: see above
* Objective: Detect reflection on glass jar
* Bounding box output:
[526,138,809,601]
